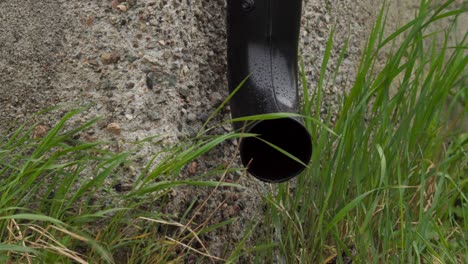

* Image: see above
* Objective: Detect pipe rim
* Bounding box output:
[239,117,312,182]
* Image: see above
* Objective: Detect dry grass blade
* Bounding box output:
[27,240,89,264]
[25,225,89,264]
[6,219,33,264]
[48,225,89,242]
[165,236,225,262]
[139,217,214,263]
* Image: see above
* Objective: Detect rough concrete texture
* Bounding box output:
[1,0,465,259]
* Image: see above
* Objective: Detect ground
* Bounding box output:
[0,0,465,260]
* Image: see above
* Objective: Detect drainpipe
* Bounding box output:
[227,0,312,182]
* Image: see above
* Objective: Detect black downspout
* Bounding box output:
[227,0,312,182]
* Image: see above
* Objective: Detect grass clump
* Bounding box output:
[251,1,467,263]
[0,110,247,263]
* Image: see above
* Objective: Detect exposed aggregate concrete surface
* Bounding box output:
[1,0,465,260]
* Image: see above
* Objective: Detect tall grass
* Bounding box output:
[250,0,467,263]
[0,109,248,263]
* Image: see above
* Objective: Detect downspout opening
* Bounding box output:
[240,118,312,182]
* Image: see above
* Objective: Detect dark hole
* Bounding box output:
[240,118,312,182]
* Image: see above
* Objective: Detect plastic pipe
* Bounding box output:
[227,0,312,182]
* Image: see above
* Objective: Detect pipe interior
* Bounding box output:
[240,118,312,182]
